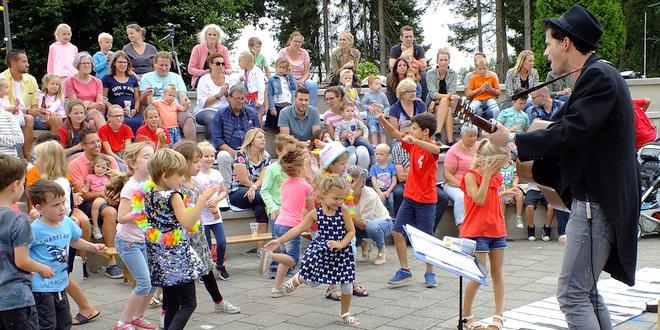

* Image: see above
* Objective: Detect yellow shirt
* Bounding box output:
[1,69,39,108]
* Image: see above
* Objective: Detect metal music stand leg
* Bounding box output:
[458,276,465,330]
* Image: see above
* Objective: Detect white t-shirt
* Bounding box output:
[194,169,224,225]
[273,75,291,105]
[12,80,26,110]
[357,186,391,222]
[116,177,147,242]
[53,177,72,216]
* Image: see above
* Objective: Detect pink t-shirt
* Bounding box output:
[69,153,119,187]
[445,142,476,184]
[323,111,361,130]
[84,173,109,192]
[117,177,146,242]
[63,76,103,102]
[275,177,312,228]
[278,48,310,80]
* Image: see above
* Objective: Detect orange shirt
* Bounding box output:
[459,169,506,238]
[468,73,500,101]
[153,100,183,128]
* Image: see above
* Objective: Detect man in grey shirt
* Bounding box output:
[278,88,321,142]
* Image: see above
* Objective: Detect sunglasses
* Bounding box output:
[212,61,225,66]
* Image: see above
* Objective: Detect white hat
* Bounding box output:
[320,141,355,170]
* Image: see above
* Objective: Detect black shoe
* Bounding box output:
[216,265,229,280]
[82,259,89,278]
[542,226,552,241]
[432,132,443,145]
[527,226,536,241]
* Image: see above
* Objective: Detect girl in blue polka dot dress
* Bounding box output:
[263,173,359,327]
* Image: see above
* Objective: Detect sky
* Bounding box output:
[229,5,476,73]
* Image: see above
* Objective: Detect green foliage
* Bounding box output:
[447,0,495,53]
[355,61,380,80]
[5,0,264,82]
[532,0,626,78]
[620,0,660,77]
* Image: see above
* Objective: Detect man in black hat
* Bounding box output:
[489,5,639,329]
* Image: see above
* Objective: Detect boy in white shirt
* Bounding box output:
[238,51,265,117]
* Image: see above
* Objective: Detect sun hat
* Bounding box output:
[319,141,355,170]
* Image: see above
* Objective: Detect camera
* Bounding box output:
[166,23,181,29]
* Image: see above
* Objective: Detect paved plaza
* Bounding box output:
[75,237,660,329]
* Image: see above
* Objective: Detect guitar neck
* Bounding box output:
[454,98,497,133]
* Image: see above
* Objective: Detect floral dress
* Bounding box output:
[298,207,355,284]
[144,189,206,287]
[180,181,215,274]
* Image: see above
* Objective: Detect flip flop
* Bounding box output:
[72,309,100,326]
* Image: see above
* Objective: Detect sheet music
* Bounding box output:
[405,225,485,278]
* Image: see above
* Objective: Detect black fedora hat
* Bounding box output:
[543,5,602,50]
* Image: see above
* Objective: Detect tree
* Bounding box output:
[447,0,495,53]
[533,0,626,78]
[495,0,509,80]
[620,0,660,77]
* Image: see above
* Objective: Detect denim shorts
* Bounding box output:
[470,237,507,253]
[272,224,301,264]
[367,115,384,133]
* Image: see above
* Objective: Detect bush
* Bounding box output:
[355,61,381,81]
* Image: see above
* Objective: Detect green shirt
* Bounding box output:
[260,161,287,215]
[255,53,268,72]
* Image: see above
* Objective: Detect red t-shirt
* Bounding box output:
[459,169,506,238]
[402,135,438,204]
[136,124,171,145]
[98,123,134,153]
[633,99,656,149]
[57,125,82,148]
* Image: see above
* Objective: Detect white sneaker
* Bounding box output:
[271,287,289,298]
[514,215,524,229]
[215,300,240,314]
[92,226,103,240]
[558,235,567,245]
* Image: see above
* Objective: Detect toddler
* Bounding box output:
[249,37,271,78]
[340,69,361,108]
[84,155,112,240]
[152,84,184,145]
[369,144,398,217]
[406,67,423,99]
[238,51,265,113]
[47,23,79,78]
[334,103,374,161]
[499,157,524,228]
[362,76,389,145]
[0,78,24,157]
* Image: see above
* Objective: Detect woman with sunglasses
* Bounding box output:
[195,53,239,141]
[188,24,233,89]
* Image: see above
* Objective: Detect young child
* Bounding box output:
[0,156,54,327]
[459,140,510,330]
[47,23,79,78]
[524,184,555,242]
[29,179,107,329]
[195,141,229,279]
[238,51,266,115]
[406,67,423,99]
[136,106,171,150]
[335,102,374,161]
[141,148,216,329]
[499,156,524,229]
[362,76,389,145]
[35,74,66,134]
[264,173,359,327]
[92,32,114,79]
[259,147,314,297]
[58,100,87,157]
[0,78,24,157]
[261,134,300,229]
[266,58,297,130]
[152,84,184,145]
[99,105,134,170]
[497,88,530,133]
[174,141,240,314]
[369,144,398,217]
[249,37,271,78]
[468,58,501,119]
[83,155,112,240]
[375,108,442,288]
[340,69,362,108]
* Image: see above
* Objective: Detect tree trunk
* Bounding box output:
[495,0,508,80]
[523,0,531,49]
[323,0,330,76]
[378,0,387,73]
[348,0,355,37]
[363,2,368,59]
[476,0,483,52]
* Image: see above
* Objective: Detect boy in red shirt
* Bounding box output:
[467,58,501,119]
[98,105,133,171]
[375,108,441,288]
[136,106,171,149]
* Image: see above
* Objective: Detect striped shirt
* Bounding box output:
[0,111,23,157]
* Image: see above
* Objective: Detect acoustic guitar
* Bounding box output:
[452,97,570,211]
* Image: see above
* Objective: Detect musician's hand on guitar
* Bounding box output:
[487,122,510,148]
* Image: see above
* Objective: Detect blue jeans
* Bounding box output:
[115,238,153,296]
[167,127,182,146]
[303,80,318,107]
[272,224,301,264]
[204,223,226,267]
[195,110,216,141]
[556,200,614,330]
[123,112,143,135]
[115,151,127,172]
[469,98,500,120]
[470,237,507,253]
[355,218,393,249]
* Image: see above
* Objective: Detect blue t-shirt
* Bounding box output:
[497,107,529,133]
[388,99,426,130]
[102,74,139,109]
[0,207,34,311]
[369,162,397,191]
[139,72,187,102]
[30,216,81,293]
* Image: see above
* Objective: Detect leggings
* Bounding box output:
[162,281,196,330]
[201,272,223,303]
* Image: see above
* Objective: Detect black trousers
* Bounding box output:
[162,281,196,330]
[0,305,39,330]
[33,291,71,330]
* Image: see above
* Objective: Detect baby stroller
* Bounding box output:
[637,142,660,238]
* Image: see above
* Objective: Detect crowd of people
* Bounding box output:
[0,9,653,330]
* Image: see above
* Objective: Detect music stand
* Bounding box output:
[403,225,488,330]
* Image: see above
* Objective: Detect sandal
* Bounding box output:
[486,315,504,330]
[149,295,162,307]
[325,287,342,301]
[72,309,100,326]
[283,273,305,294]
[341,312,360,327]
[352,283,369,297]
[463,315,486,330]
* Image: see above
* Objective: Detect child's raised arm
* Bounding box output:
[373,107,403,141]
[172,186,218,230]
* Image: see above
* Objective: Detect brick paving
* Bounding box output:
[74,237,660,329]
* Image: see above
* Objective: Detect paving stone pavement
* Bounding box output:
[75,237,660,329]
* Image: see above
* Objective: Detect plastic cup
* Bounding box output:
[249,223,259,237]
